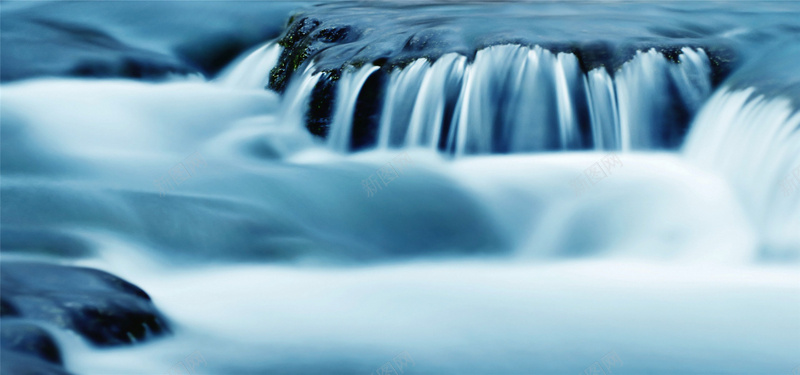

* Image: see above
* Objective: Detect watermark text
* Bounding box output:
[581,350,622,375]
[373,351,414,375]
[362,152,414,198]
[570,153,623,197]
[155,151,207,197]
[779,164,800,198]
[168,350,206,375]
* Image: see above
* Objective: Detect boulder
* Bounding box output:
[0,262,170,347]
[1,321,64,366]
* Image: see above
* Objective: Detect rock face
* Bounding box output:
[0,262,170,347]
[1,262,172,373]
[1,321,72,375]
[1,348,73,375]
[1,322,63,365]
[266,1,800,142]
[268,1,748,93]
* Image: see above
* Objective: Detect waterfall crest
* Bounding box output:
[301,45,712,154]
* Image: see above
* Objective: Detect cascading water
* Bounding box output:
[684,87,800,257]
[319,45,712,154]
[585,68,621,150]
[214,42,283,89]
[405,53,466,150]
[378,59,434,149]
[3,2,800,374]
[327,65,380,152]
[280,62,322,127]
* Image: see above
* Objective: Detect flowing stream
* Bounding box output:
[1,2,799,374]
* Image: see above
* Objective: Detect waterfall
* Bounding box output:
[447,45,578,155]
[327,65,380,152]
[684,88,800,257]
[616,48,712,150]
[214,42,282,89]
[405,53,467,150]
[585,68,621,150]
[378,59,433,149]
[280,63,322,129]
[293,44,712,155]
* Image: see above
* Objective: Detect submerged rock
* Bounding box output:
[1,321,64,366]
[0,262,170,347]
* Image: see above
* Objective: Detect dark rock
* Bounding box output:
[0,262,170,347]
[307,71,340,138]
[270,17,324,93]
[1,322,63,365]
[267,2,766,142]
[317,25,354,44]
[2,297,20,318]
[1,349,73,375]
[705,44,739,87]
[268,2,759,89]
[351,68,388,151]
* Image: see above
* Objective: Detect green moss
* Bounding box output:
[290,48,309,72]
[269,16,322,93]
[653,45,685,64]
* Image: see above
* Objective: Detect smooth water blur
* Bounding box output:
[2,2,800,374]
[329,45,711,154]
[685,88,800,259]
[0,75,762,265]
[2,70,797,374]
[61,260,799,375]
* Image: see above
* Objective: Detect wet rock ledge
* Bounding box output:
[1,262,171,375]
[267,1,754,139]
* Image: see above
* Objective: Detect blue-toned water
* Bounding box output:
[1,1,799,374]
